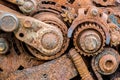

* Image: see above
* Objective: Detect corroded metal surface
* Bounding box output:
[69,48,94,80]
[0,0,120,80]
[6,55,77,80]
[73,23,105,56]
[92,48,120,75]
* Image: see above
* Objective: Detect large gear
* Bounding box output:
[1,0,120,80]
[73,23,105,56]
[24,11,69,60]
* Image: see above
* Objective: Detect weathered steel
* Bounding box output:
[92,48,120,75]
[0,0,120,80]
[6,55,77,80]
[69,48,94,80]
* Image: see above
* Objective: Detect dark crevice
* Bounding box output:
[0,68,3,72]
[67,0,75,4]
[17,65,24,70]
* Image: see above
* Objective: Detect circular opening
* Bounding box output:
[105,60,113,68]
[19,33,24,37]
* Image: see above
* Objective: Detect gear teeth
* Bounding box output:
[73,23,106,56]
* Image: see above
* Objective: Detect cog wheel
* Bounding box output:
[25,11,69,60]
[92,48,120,75]
[73,23,105,56]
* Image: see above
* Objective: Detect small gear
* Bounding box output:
[92,48,120,75]
[73,23,105,56]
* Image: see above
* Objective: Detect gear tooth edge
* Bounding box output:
[73,22,106,57]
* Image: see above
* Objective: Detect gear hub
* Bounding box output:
[74,23,105,56]
[92,48,120,75]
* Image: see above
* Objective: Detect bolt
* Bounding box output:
[23,1,34,10]
[84,36,97,51]
[0,13,19,32]
[0,42,6,52]
[79,30,101,53]
[0,38,9,54]
[99,54,118,73]
[91,8,98,16]
[69,49,94,80]
[19,0,35,13]
[42,32,58,50]
[23,20,32,28]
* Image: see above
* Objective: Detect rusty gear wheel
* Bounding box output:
[92,48,120,75]
[73,23,105,56]
[25,11,69,60]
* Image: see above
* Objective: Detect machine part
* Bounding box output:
[109,23,120,46]
[1,0,120,80]
[0,33,45,80]
[73,23,105,56]
[19,0,37,14]
[92,0,116,6]
[5,0,36,14]
[0,38,9,54]
[6,55,77,80]
[91,58,103,80]
[0,4,67,60]
[15,17,64,60]
[69,48,94,80]
[68,7,110,45]
[92,48,120,75]
[0,5,65,60]
[0,12,19,32]
[4,0,24,5]
[61,8,76,23]
[26,11,69,60]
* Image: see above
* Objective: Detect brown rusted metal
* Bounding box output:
[32,11,69,60]
[92,48,120,75]
[4,0,24,5]
[0,38,9,54]
[6,55,77,80]
[69,48,94,80]
[68,7,111,46]
[73,23,105,56]
[93,0,116,6]
[0,12,19,32]
[0,0,120,80]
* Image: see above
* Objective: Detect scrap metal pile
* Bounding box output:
[0,0,120,80]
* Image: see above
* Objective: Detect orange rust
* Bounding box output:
[69,49,94,80]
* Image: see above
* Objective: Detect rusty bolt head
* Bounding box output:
[0,42,6,52]
[0,38,9,54]
[79,30,101,53]
[0,13,19,32]
[23,20,32,28]
[91,8,98,16]
[23,1,34,10]
[19,0,35,13]
[41,32,59,50]
[84,36,97,51]
[99,54,118,73]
